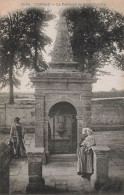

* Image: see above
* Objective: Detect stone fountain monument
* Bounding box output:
[26,15,96,192]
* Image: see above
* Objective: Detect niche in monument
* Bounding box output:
[48,102,77,154]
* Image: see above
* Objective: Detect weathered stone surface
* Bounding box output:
[31,64,94,153]
[26,147,45,193]
[91,146,110,190]
[28,162,42,175]
[51,16,74,63]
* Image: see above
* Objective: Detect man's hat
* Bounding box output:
[14,117,20,122]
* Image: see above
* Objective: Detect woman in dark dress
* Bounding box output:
[77,128,88,176]
[77,128,96,178]
[84,129,96,178]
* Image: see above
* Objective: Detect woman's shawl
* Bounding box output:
[79,134,87,147]
[85,135,96,149]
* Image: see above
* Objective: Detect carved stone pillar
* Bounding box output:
[91,146,110,190]
[26,147,45,193]
[35,95,45,148]
[82,107,92,128]
[76,116,83,146]
[44,117,49,160]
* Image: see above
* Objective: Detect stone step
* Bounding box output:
[49,154,77,162]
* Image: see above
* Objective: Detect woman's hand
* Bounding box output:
[85,147,89,153]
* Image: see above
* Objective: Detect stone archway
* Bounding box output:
[48,102,77,154]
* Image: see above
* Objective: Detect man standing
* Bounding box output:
[10,117,26,158]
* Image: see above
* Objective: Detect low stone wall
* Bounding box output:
[0,98,124,133]
[91,98,124,131]
[0,143,10,194]
[0,100,35,133]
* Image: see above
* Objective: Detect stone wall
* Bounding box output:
[91,98,124,130]
[0,100,35,133]
[0,98,124,133]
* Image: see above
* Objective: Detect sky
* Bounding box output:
[0,0,124,92]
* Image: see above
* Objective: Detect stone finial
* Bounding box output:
[51,15,74,63]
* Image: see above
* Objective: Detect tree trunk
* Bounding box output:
[9,64,14,104]
[34,12,38,71]
[34,41,38,70]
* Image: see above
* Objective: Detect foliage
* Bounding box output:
[0,8,53,103]
[63,5,124,75]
